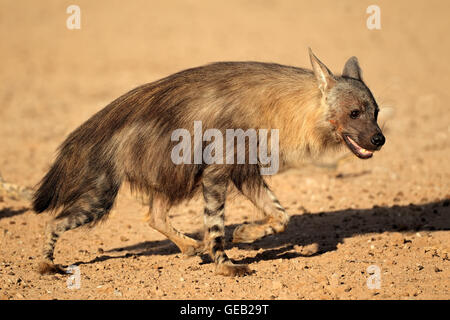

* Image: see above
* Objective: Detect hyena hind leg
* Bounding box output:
[202,170,251,276]
[232,181,289,244]
[146,195,203,257]
[38,204,111,275]
[38,182,119,275]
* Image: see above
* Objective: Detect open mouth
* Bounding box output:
[343,134,374,159]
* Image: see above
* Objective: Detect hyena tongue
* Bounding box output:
[359,148,373,156]
[347,136,373,156]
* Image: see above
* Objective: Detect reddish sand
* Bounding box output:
[0,0,448,299]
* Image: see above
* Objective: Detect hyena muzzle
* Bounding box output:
[33,49,384,276]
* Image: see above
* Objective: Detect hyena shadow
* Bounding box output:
[79,199,449,266]
[232,199,449,264]
[75,239,181,267]
[0,207,29,220]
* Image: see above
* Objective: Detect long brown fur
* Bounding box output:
[33,49,385,276]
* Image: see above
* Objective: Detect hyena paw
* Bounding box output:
[232,224,262,243]
[216,261,252,276]
[181,243,204,258]
[37,261,66,275]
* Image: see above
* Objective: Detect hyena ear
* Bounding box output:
[342,56,362,80]
[308,48,336,94]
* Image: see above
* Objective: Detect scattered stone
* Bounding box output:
[329,273,341,287]
[272,281,283,290]
[295,243,319,256]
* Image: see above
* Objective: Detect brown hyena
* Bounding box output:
[33,49,385,276]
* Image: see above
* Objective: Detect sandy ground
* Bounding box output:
[0,0,449,300]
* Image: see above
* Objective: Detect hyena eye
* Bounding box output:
[350,110,360,119]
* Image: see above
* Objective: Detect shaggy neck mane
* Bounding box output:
[259,78,336,168]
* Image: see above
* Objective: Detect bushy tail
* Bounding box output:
[33,137,123,218]
[33,96,130,216]
[33,154,71,213]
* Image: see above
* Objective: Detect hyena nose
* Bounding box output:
[371,133,385,147]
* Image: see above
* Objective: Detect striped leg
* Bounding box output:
[38,188,119,275]
[38,190,117,274]
[147,194,203,257]
[38,173,120,274]
[202,170,250,276]
[232,181,289,243]
[39,207,100,274]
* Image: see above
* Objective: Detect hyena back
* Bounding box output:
[34,49,385,276]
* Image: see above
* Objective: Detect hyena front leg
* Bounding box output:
[202,170,251,276]
[147,194,203,257]
[232,181,289,243]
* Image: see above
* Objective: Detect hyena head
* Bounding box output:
[309,49,385,159]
